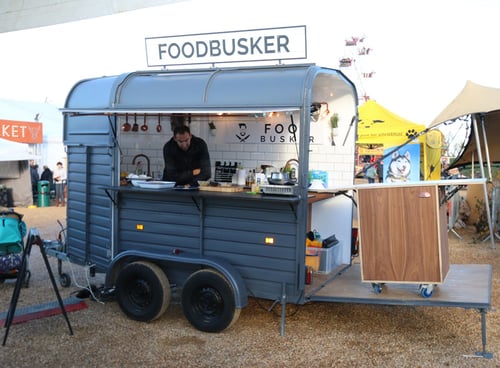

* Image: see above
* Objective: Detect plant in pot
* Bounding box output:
[330,113,339,145]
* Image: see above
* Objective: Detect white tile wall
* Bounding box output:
[118,113,356,187]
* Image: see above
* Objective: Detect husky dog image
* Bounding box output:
[386,150,411,182]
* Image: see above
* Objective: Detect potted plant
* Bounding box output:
[330,113,339,145]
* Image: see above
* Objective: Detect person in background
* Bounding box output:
[29,160,39,204]
[41,165,53,183]
[365,164,377,184]
[41,165,54,198]
[162,123,211,186]
[376,161,384,183]
[53,161,67,206]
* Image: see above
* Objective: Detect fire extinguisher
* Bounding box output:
[305,266,313,285]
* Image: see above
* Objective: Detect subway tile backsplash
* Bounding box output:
[119,114,355,187]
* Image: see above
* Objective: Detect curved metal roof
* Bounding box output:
[63,64,355,114]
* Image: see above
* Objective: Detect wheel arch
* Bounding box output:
[105,250,248,308]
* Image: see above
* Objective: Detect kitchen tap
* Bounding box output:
[284,158,299,172]
[284,158,299,181]
[132,154,151,177]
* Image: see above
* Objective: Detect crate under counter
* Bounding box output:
[306,242,342,274]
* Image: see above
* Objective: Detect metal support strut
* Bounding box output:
[280,282,287,336]
[475,308,493,359]
[2,228,73,346]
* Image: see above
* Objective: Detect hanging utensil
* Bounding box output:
[132,114,139,132]
[156,114,162,133]
[141,114,148,132]
[122,113,131,132]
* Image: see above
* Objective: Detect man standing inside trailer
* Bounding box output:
[162,123,211,186]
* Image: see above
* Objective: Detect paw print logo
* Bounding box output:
[406,129,418,139]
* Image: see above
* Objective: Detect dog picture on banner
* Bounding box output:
[383,143,420,183]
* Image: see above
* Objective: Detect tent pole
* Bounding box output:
[471,152,474,178]
[472,114,495,249]
[479,114,493,181]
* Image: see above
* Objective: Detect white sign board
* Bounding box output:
[145,26,307,67]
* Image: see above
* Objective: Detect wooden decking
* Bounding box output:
[306,263,491,309]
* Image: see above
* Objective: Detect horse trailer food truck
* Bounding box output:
[56,64,491,356]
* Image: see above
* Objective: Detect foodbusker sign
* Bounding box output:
[145,26,307,67]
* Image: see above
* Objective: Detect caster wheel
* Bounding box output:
[371,283,382,294]
[60,273,71,287]
[419,284,434,298]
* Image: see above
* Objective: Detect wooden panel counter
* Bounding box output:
[355,179,486,288]
[357,183,449,285]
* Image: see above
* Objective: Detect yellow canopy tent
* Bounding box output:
[357,100,441,180]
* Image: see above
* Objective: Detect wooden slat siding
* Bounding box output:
[115,191,301,300]
[117,193,201,254]
[66,145,114,270]
[203,197,299,298]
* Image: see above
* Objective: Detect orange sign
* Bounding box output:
[0,119,43,144]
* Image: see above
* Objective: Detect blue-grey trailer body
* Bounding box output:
[59,64,492,357]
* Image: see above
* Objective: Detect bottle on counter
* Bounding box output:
[245,169,255,187]
[252,175,261,193]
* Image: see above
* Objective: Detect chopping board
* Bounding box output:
[199,185,245,193]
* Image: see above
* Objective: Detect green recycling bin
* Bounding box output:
[37,180,50,207]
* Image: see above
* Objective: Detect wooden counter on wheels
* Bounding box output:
[357,182,449,295]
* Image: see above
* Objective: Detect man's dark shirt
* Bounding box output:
[162,135,211,185]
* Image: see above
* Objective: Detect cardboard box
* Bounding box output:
[306,242,342,274]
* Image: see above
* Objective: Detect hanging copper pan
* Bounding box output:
[132,114,139,132]
[156,114,162,133]
[141,114,148,131]
[122,113,131,132]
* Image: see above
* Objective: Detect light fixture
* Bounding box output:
[310,103,322,122]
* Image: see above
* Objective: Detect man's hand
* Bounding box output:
[193,168,201,176]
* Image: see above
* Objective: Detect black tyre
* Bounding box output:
[181,269,240,333]
[116,261,170,322]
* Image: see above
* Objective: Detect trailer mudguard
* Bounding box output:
[105,250,248,308]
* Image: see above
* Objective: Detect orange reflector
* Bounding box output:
[264,237,274,245]
[136,224,144,231]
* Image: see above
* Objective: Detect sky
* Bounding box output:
[0,0,499,125]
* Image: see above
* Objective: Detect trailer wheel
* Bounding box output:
[182,269,240,333]
[116,261,170,322]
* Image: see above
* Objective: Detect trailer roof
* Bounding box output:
[62,64,355,115]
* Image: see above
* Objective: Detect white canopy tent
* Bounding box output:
[428,80,500,248]
[0,140,35,207]
[0,140,38,162]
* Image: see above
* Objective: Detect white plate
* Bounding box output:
[137,181,175,189]
[130,177,153,186]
